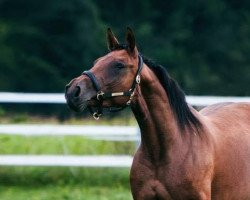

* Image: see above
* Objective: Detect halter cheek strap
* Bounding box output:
[82,54,143,120]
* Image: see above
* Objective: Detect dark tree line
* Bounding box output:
[0,0,250,95]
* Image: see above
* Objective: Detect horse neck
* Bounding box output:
[131,65,187,162]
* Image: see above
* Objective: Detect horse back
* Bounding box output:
[200,102,250,199]
[200,102,250,136]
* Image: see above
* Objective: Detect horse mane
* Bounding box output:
[141,55,202,133]
[112,45,201,133]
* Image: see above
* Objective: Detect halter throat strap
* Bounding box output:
[82,54,143,119]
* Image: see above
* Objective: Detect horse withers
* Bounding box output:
[65,28,250,200]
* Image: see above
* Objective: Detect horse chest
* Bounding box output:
[130,153,211,200]
[131,167,209,200]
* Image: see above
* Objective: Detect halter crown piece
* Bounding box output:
[82,54,144,120]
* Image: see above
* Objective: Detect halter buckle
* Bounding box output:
[93,112,101,120]
[136,75,140,84]
[97,91,104,101]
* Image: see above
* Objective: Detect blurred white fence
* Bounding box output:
[1,92,250,106]
[0,92,250,167]
[0,125,138,167]
[0,155,133,167]
[0,124,139,141]
[0,92,64,104]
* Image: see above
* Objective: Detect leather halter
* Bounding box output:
[82,54,143,120]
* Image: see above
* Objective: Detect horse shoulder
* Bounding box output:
[130,148,173,199]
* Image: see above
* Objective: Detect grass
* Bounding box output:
[0,167,133,200]
[0,135,136,155]
[0,185,132,200]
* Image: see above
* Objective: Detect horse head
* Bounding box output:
[65,28,143,119]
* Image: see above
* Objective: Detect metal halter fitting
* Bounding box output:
[82,54,143,120]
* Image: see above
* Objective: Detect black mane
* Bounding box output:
[112,45,201,132]
[141,55,202,133]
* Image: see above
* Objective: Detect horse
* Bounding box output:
[65,28,250,200]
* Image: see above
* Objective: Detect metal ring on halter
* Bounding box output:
[93,112,101,120]
[97,91,104,101]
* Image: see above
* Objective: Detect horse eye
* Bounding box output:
[115,63,125,69]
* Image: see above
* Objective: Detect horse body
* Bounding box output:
[202,103,250,200]
[130,65,214,200]
[130,65,250,199]
[65,28,250,200]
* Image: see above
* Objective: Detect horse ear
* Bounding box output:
[106,28,119,51]
[125,27,136,54]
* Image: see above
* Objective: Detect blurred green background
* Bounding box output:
[0,0,250,95]
[0,0,250,199]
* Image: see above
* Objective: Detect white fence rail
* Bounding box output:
[0,124,139,141]
[1,92,250,106]
[0,92,250,167]
[0,92,65,104]
[0,155,133,167]
[0,125,137,167]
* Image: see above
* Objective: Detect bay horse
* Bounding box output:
[65,28,250,200]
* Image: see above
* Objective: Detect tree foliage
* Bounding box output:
[0,0,249,95]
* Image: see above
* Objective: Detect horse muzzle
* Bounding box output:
[65,77,95,112]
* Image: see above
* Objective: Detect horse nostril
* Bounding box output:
[74,86,81,98]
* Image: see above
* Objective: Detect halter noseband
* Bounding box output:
[82,54,143,120]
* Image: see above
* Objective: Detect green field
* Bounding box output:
[0,134,135,200]
[0,167,132,200]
